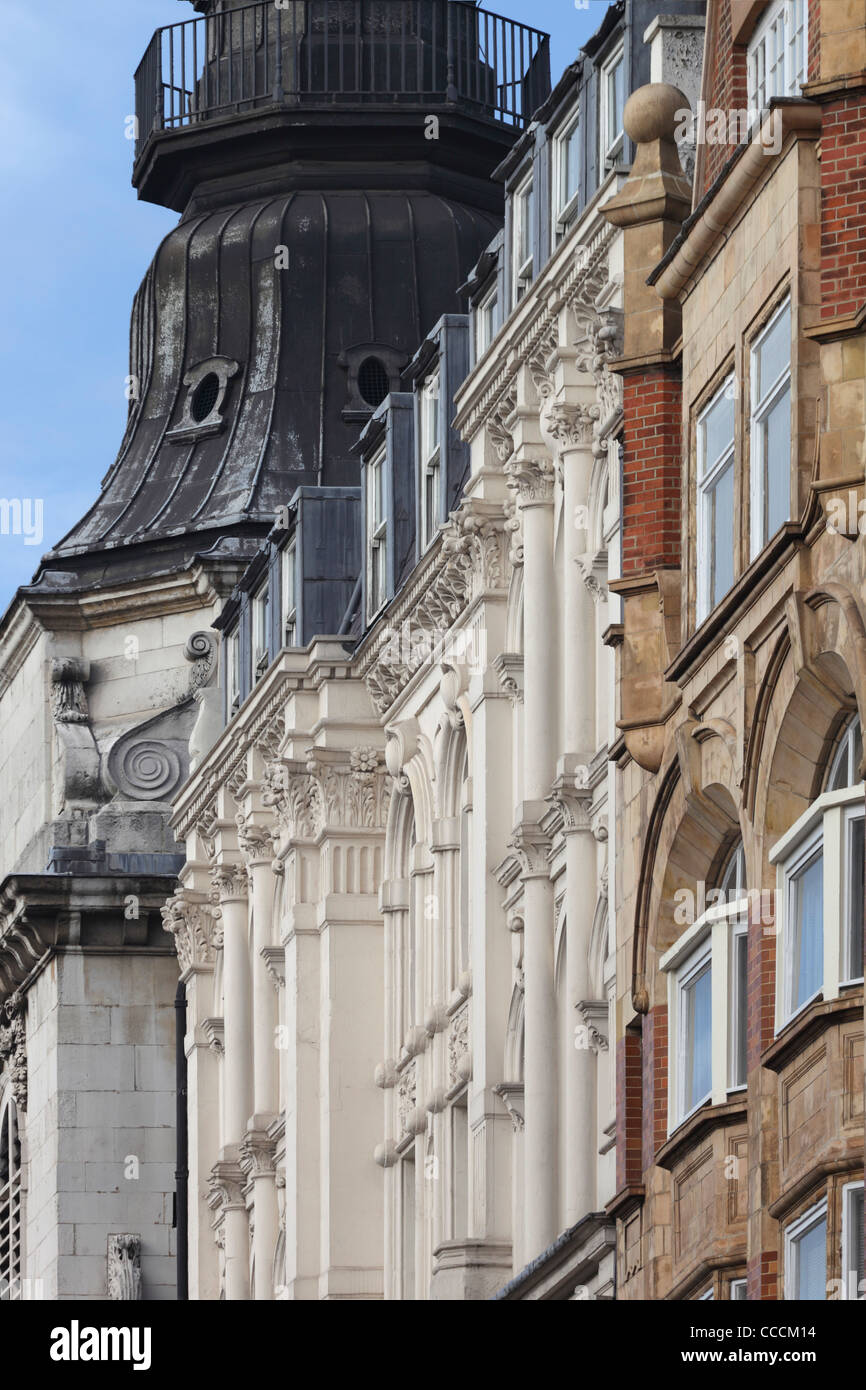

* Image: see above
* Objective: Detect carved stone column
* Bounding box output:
[510,816,557,1259]
[240,1130,279,1302]
[237,815,278,1120]
[210,860,252,1159]
[550,772,597,1227]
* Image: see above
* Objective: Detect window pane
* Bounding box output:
[701,390,735,474]
[730,929,748,1088]
[684,963,712,1111]
[795,1219,827,1300]
[848,816,864,979]
[763,384,791,537]
[711,461,735,607]
[756,305,790,399]
[848,1188,864,1297]
[565,125,579,202]
[793,853,823,1008]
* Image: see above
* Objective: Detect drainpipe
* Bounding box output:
[175,979,189,1302]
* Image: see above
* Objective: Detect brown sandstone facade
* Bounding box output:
[607,0,865,1301]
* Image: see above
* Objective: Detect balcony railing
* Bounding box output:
[134,0,550,155]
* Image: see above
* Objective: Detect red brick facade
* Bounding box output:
[819,97,866,321]
[621,370,682,577]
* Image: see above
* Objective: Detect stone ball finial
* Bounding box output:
[624,83,690,146]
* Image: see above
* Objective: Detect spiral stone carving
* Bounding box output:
[110,739,182,801]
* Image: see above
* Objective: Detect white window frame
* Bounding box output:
[226,627,240,713]
[697,1285,713,1300]
[730,1277,748,1301]
[696,376,736,625]
[475,283,499,360]
[784,1197,828,1301]
[512,173,534,303]
[749,297,792,559]
[553,110,580,243]
[599,43,625,167]
[841,1180,865,1301]
[252,581,269,680]
[747,0,807,114]
[419,371,441,551]
[770,782,865,1031]
[661,890,750,1133]
[281,543,296,647]
[366,445,388,622]
[0,1091,22,1301]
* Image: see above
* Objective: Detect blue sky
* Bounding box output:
[0,0,606,609]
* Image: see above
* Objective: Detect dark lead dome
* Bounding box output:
[48,189,499,561]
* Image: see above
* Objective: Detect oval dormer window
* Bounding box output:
[358,356,390,408]
[191,372,221,423]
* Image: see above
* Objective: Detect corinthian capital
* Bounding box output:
[235,812,275,868]
[505,454,556,504]
[544,401,598,451]
[210,861,248,904]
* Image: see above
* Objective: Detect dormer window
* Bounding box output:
[599,44,625,167]
[419,372,441,550]
[513,175,534,303]
[281,543,297,647]
[747,0,807,113]
[252,582,269,680]
[226,628,241,714]
[475,284,499,359]
[554,113,580,242]
[367,446,388,621]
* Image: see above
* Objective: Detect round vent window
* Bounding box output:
[358,357,390,408]
[191,373,221,423]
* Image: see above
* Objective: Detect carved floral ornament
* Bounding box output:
[161,888,223,970]
[0,990,27,1110]
[261,747,392,835]
[360,505,509,716]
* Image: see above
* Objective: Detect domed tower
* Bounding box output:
[41,0,549,578]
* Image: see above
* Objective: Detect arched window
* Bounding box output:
[0,1092,22,1300]
[771,713,865,1026]
[826,715,863,792]
[661,836,749,1129]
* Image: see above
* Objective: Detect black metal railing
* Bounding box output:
[134,0,550,155]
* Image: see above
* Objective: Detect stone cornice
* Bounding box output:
[0,873,177,999]
[172,649,351,837]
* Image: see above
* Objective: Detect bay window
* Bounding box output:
[748,0,807,113]
[784,1199,827,1301]
[697,379,736,623]
[750,298,792,556]
[770,717,865,1030]
[662,842,750,1131]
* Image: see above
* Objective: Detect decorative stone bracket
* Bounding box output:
[608,569,682,772]
[0,991,27,1110]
